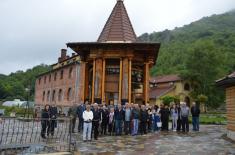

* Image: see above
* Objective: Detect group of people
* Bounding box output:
[40,101,201,142]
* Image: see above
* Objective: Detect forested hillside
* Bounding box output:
[139,10,235,108]
[0,64,50,101]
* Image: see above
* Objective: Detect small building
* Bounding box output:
[216,71,235,141]
[149,75,192,106]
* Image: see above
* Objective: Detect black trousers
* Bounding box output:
[41,120,50,138]
[101,121,108,135]
[124,121,131,135]
[181,116,189,132]
[92,121,99,139]
[140,121,147,134]
[78,117,83,132]
[161,118,169,131]
[50,120,56,136]
[108,122,115,135]
[177,118,182,131]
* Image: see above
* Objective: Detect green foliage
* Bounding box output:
[197,94,208,103]
[0,64,50,101]
[160,96,178,106]
[139,11,235,109]
[0,105,34,117]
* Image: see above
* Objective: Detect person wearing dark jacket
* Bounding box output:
[191,102,200,131]
[92,103,101,140]
[140,105,148,134]
[114,104,124,136]
[101,106,109,135]
[49,104,58,136]
[176,103,182,131]
[68,103,78,133]
[41,104,50,139]
[160,104,170,131]
[77,102,86,132]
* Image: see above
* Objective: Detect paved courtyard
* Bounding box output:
[73,125,235,155]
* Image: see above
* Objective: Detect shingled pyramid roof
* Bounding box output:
[97,0,137,43]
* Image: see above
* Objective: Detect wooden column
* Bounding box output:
[128,59,132,104]
[81,62,86,102]
[92,59,96,103]
[102,59,106,103]
[119,58,123,103]
[144,62,150,104]
[122,58,129,102]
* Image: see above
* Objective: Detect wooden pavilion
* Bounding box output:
[67,0,160,105]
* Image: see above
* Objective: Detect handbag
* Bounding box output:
[157,122,162,127]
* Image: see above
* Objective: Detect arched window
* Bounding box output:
[38,78,41,85]
[184,83,190,91]
[49,74,51,82]
[67,88,72,101]
[52,90,56,101]
[44,76,47,84]
[47,90,50,101]
[42,91,45,101]
[54,72,57,81]
[58,89,63,101]
[69,67,73,78]
[60,70,64,79]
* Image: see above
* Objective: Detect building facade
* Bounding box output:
[149,75,192,106]
[216,71,235,141]
[35,49,83,109]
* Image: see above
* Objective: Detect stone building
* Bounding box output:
[35,49,82,109]
[149,75,192,106]
[35,0,160,107]
[216,71,235,141]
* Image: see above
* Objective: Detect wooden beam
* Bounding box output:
[144,62,150,104]
[119,58,123,103]
[92,59,96,103]
[102,59,106,103]
[128,59,132,104]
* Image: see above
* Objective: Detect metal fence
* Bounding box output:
[0,117,76,154]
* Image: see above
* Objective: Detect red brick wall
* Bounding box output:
[226,86,235,131]
[35,63,83,107]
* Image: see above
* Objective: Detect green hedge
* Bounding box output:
[0,105,34,117]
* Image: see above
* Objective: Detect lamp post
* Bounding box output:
[25,87,30,118]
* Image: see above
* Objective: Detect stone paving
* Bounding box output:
[73,125,235,155]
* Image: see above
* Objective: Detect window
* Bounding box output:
[184,83,190,91]
[54,72,57,81]
[69,67,73,78]
[49,74,51,82]
[42,91,45,101]
[67,88,72,101]
[52,90,56,101]
[60,70,64,79]
[47,90,50,101]
[44,76,47,84]
[58,89,63,101]
[38,78,41,85]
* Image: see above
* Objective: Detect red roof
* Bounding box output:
[150,85,175,99]
[97,0,137,43]
[150,75,181,84]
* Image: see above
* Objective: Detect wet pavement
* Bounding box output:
[73,125,235,155]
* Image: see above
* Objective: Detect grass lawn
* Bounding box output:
[188,114,227,125]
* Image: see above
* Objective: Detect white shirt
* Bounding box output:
[83,110,93,122]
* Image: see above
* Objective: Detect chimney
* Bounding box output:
[58,49,67,62]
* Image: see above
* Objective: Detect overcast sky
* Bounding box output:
[0,0,235,75]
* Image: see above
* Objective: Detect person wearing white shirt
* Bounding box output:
[83,105,93,141]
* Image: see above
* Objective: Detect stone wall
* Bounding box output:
[35,63,83,108]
